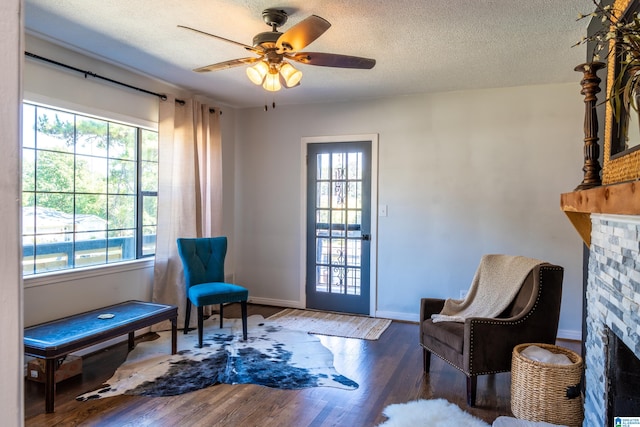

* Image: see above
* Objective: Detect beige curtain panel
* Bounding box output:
[152,96,223,330]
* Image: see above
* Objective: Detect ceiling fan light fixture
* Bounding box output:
[262,70,282,91]
[246,61,269,85]
[280,62,302,87]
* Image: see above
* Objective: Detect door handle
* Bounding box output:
[361,234,371,241]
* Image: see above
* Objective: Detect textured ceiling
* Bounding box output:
[24,0,594,109]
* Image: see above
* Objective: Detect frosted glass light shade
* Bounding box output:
[280,62,302,87]
[263,71,282,92]
[246,61,269,85]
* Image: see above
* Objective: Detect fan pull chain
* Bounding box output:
[263,99,277,112]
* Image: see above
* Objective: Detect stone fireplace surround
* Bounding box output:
[561,181,640,427]
[583,214,640,426]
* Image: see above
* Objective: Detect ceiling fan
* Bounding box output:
[178,8,376,92]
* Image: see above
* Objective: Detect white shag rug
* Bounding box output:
[378,399,490,427]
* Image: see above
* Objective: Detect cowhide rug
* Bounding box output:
[76,315,358,402]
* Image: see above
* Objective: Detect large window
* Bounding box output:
[22,103,158,276]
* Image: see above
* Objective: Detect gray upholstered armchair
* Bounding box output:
[419,257,564,407]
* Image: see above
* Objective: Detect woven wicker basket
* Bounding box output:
[511,343,584,427]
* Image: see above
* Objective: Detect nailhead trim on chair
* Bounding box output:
[420,342,470,375]
[467,266,562,376]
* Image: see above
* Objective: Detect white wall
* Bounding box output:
[234,83,586,338]
[24,262,155,327]
[0,0,24,425]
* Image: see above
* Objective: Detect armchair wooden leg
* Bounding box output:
[219,303,224,328]
[197,306,204,348]
[184,300,192,334]
[466,376,477,407]
[241,300,248,341]
[423,347,432,373]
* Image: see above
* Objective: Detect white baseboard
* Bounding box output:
[374,310,418,322]
[247,296,305,309]
[557,329,581,341]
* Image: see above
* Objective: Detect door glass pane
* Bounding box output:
[348,182,362,209]
[316,237,330,263]
[332,153,345,179]
[346,268,361,295]
[331,210,345,237]
[331,238,345,265]
[316,210,330,237]
[347,210,361,238]
[316,266,329,292]
[317,153,330,180]
[331,266,345,294]
[347,239,361,267]
[347,152,362,180]
[332,181,346,207]
[317,182,330,208]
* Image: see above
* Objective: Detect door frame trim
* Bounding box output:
[300,134,379,316]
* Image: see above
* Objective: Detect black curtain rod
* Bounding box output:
[25,52,221,114]
[25,51,169,101]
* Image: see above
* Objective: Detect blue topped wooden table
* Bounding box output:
[24,300,178,413]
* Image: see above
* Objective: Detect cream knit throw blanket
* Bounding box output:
[431,254,544,323]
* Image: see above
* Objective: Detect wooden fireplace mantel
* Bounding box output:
[561,180,640,245]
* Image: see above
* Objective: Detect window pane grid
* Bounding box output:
[22,103,158,276]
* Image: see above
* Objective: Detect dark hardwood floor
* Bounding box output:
[25,304,580,426]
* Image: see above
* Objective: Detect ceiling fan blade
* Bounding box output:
[276,15,331,53]
[193,57,261,73]
[178,25,263,55]
[289,52,376,69]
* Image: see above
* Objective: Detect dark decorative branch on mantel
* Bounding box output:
[574,62,605,191]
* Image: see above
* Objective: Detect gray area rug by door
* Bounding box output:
[268,308,392,340]
[76,315,358,402]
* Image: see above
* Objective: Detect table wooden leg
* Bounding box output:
[45,358,56,413]
[128,331,135,351]
[171,317,177,354]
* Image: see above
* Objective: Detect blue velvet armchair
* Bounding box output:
[176,237,248,348]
